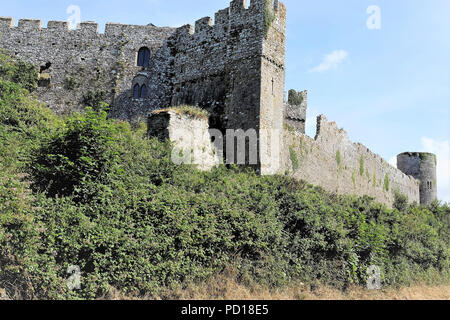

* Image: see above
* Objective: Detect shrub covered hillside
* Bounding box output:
[0,53,449,300]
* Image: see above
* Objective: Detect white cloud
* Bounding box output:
[309,50,349,73]
[389,156,397,168]
[421,137,450,202]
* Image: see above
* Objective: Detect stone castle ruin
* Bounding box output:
[0,0,437,206]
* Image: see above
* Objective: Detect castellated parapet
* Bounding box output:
[284,90,307,134]
[147,109,220,171]
[397,153,437,205]
[0,0,435,206]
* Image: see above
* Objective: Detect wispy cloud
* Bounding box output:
[309,50,349,73]
[421,137,450,202]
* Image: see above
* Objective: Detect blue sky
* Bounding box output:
[2,0,449,201]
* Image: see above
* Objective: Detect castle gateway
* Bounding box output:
[0,0,437,206]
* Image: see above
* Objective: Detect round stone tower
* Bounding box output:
[397,152,437,205]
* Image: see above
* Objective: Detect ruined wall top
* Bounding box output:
[0,16,175,37]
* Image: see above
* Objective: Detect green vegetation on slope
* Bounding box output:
[0,53,449,299]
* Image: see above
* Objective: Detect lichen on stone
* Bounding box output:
[263,0,276,38]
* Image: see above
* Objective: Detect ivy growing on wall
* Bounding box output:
[264,0,276,38]
[283,122,295,132]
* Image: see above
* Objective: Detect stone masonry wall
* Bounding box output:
[0,0,286,133]
[0,17,175,116]
[281,115,420,206]
[397,152,437,205]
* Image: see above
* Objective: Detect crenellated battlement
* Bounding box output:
[282,113,421,207]
[0,16,173,38]
[78,21,99,36]
[0,1,429,206]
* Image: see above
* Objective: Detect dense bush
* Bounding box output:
[0,53,449,299]
[30,108,118,199]
[0,52,37,92]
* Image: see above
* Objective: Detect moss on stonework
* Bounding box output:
[38,73,51,80]
[336,150,342,167]
[154,106,210,120]
[287,89,304,106]
[419,153,428,161]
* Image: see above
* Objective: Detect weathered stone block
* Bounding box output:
[148,109,221,171]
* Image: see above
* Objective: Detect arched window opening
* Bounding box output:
[137,47,150,67]
[140,84,147,99]
[133,84,140,99]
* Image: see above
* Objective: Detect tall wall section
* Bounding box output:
[166,0,286,169]
[0,17,174,115]
[260,0,286,174]
[281,116,421,206]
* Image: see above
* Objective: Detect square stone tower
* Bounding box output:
[167,0,287,173]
